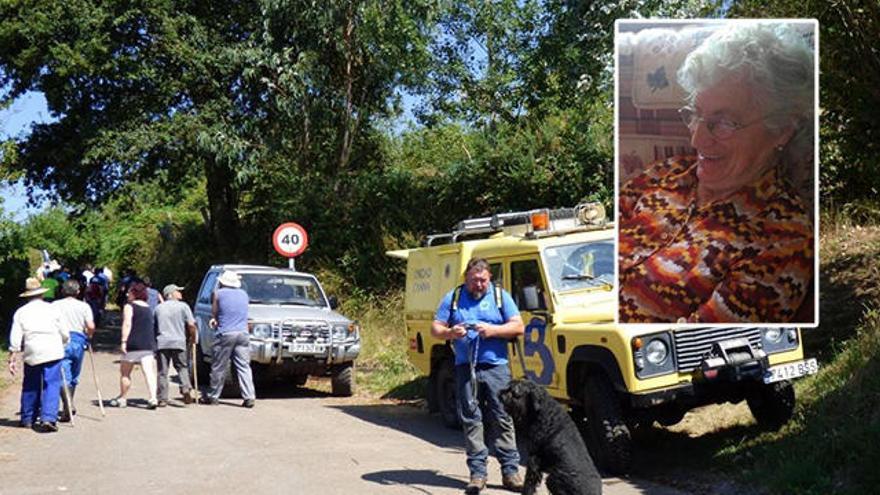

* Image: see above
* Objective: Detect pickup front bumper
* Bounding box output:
[250,338,360,365]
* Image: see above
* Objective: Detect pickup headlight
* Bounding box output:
[252,323,273,339]
[762,327,799,354]
[633,332,675,379]
[333,323,359,340]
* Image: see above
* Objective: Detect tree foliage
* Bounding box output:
[728,0,880,203]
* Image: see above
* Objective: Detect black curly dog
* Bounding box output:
[500,379,602,495]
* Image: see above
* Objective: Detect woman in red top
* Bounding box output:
[619,22,814,324]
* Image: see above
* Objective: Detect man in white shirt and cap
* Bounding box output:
[8,278,69,432]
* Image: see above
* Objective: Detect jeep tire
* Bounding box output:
[747,380,795,430]
[582,373,632,475]
[433,359,460,429]
[331,362,354,397]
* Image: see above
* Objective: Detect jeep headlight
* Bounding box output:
[764,328,783,343]
[252,323,273,339]
[632,332,675,379]
[762,327,799,354]
[645,339,668,365]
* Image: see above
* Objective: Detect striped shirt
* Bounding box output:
[618,156,813,323]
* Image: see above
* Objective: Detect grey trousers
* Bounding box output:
[208,332,255,400]
[156,348,192,401]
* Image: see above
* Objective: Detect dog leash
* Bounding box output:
[467,329,480,414]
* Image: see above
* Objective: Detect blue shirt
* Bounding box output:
[434,283,520,366]
[215,287,249,334]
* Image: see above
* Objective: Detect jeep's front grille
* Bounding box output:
[278,321,332,344]
[673,327,762,373]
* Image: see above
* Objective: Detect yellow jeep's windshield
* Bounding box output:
[543,240,614,295]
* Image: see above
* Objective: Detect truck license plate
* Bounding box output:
[763,358,818,384]
[290,343,325,354]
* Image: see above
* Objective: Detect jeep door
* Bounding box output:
[508,257,559,389]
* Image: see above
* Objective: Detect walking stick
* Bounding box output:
[87,343,106,417]
[59,366,75,426]
[191,342,199,405]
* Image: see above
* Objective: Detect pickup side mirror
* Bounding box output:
[328,295,339,310]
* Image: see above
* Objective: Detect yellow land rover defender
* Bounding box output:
[387,203,818,474]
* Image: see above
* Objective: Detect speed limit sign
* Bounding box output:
[272,222,309,258]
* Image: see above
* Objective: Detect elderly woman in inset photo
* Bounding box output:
[618,21,814,323]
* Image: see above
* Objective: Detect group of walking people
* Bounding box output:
[7,266,257,432]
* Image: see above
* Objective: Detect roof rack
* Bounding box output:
[421,202,607,246]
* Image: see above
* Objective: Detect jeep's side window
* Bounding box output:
[489,262,503,289]
[198,272,219,304]
[511,260,547,311]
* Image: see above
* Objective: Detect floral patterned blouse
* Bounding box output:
[618,156,813,323]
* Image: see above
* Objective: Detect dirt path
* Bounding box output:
[0,322,696,495]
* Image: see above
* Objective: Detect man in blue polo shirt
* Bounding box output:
[431,257,524,494]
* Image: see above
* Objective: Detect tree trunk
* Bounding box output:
[337,0,356,175]
[203,157,240,259]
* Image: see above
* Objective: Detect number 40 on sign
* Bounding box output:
[273,222,309,269]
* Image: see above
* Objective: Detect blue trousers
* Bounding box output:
[455,363,520,478]
[62,332,88,388]
[20,359,63,424]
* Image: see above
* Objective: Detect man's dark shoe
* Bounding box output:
[465,476,486,494]
[501,472,524,491]
[199,396,219,405]
[242,399,255,408]
[182,392,194,405]
[58,410,71,423]
[36,422,58,433]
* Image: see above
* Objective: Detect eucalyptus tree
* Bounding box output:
[0,0,436,261]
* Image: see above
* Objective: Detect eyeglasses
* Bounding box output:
[678,107,773,140]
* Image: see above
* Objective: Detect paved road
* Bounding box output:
[0,339,694,495]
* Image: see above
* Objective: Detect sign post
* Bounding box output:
[272,222,309,271]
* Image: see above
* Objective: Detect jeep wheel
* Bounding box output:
[331,363,354,397]
[747,380,795,430]
[582,374,632,474]
[433,359,460,429]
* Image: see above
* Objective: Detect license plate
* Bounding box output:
[763,358,818,384]
[289,343,325,354]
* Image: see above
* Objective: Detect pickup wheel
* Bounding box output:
[747,380,795,430]
[582,373,632,475]
[194,344,210,396]
[292,374,308,387]
[331,362,354,397]
[433,359,460,429]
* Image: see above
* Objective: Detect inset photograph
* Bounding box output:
[616,19,818,324]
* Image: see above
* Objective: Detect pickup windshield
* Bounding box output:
[543,240,614,292]
[239,273,326,307]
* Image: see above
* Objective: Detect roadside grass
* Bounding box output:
[632,223,880,494]
[0,347,8,393]
[313,268,422,400]
[713,222,880,495]
[717,306,880,495]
